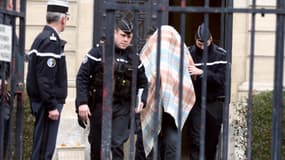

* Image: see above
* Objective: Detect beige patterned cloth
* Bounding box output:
[140,25,196,156]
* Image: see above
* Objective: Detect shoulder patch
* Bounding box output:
[47,58,56,68]
[50,33,57,41]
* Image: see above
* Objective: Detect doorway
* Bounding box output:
[169,0,223,47]
[168,1,223,159]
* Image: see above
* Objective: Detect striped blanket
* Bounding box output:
[140,25,196,156]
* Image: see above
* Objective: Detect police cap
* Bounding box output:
[116,18,133,34]
[47,0,69,14]
[195,23,212,40]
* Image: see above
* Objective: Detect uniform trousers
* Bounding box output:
[158,112,179,160]
[188,101,223,160]
[89,101,130,160]
[31,102,63,160]
[135,113,147,160]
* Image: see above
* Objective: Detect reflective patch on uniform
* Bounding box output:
[47,58,56,68]
[87,54,101,62]
[50,33,57,41]
[82,56,88,64]
[195,60,227,67]
[116,58,128,63]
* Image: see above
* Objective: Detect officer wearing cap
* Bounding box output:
[187,23,227,160]
[75,17,148,159]
[26,0,69,159]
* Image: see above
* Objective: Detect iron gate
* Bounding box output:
[0,0,26,159]
[93,0,285,160]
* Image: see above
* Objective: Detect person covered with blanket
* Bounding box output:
[135,26,157,160]
[75,17,148,160]
[187,23,227,160]
[139,25,196,159]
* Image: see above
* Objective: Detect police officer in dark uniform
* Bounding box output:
[187,23,227,160]
[75,18,148,160]
[26,0,69,159]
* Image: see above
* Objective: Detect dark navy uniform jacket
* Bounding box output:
[189,43,227,103]
[75,45,148,112]
[26,25,67,111]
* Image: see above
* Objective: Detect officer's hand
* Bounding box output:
[77,114,87,129]
[135,102,144,113]
[48,109,60,120]
[78,104,91,121]
[188,65,203,76]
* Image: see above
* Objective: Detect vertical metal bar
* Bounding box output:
[222,4,233,160]
[15,0,26,158]
[161,0,169,25]
[270,0,284,159]
[246,0,257,159]
[15,94,23,160]
[220,0,225,47]
[199,1,210,160]
[215,1,226,159]
[0,1,8,158]
[0,63,6,160]
[152,8,162,160]
[93,0,103,47]
[176,1,186,160]
[101,2,115,159]
[200,24,207,160]
[7,6,16,160]
[129,10,138,160]
[222,0,233,160]
[144,0,151,38]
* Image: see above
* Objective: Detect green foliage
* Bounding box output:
[252,91,285,160]
[22,92,34,159]
[6,92,33,159]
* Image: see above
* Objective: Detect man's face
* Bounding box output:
[60,14,69,32]
[114,28,133,49]
[195,37,212,50]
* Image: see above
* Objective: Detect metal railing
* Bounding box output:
[92,0,285,160]
[0,0,26,159]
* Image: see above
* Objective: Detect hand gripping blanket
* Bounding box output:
[140,25,196,156]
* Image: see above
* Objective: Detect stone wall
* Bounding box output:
[25,0,93,159]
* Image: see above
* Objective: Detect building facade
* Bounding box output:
[25,0,282,159]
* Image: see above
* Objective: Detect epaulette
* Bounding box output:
[49,33,57,41]
[216,46,226,55]
[89,45,103,58]
[95,40,105,48]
